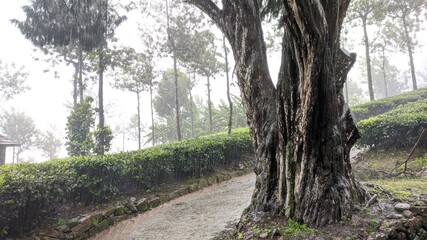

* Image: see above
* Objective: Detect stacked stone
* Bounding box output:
[369,201,427,240]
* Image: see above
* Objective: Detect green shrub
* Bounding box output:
[351,88,427,122]
[0,160,75,235]
[0,128,252,237]
[357,100,427,148]
[284,219,317,237]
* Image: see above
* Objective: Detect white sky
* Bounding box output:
[0,1,425,163]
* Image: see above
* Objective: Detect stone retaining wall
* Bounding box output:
[369,202,427,240]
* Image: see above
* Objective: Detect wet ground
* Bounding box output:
[90,173,255,240]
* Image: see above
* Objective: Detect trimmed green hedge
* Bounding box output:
[0,128,252,236]
[357,100,427,148]
[351,88,427,122]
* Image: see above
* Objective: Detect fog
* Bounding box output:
[0,0,426,163]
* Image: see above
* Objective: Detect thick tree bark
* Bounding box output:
[198,0,279,217]
[186,0,367,227]
[362,18,375,101]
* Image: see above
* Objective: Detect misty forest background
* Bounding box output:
[0,0,426,163]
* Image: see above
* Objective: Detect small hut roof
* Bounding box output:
[0,135,20,147]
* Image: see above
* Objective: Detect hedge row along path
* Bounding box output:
[91,173,255,240]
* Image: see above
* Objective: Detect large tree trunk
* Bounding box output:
[186,0,367,227]
[276,24,365,225]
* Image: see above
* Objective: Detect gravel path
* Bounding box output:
[90,173,255,240]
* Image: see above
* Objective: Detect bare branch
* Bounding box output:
[391,128,427,175]
[364,194,378,209]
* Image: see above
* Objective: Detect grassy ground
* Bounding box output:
[214,147,427,240]
[353,147,427,180]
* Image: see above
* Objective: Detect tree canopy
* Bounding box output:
[154,69,191,121]
[0,109,39,161]
[0,60,29,102]
[12,0,125,51]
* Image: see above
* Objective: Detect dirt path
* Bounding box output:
[90,173,255,240]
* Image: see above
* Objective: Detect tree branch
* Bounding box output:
[338,0,352,27]
[183,0,221,26]
[391,128,427,175]
[336,49,356,90]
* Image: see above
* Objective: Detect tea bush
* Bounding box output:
[357,100,427,148]
[351,88,427,122]
[0,128,252,236]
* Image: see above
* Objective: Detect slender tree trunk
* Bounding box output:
[137,91,141,149]
[223,35,233,135]
[165,0,182,141]
[362,18,375,101]
[173,53,182,141]
[381,47,389,97]
[122,132,125,151]
[98,50,105,155]
[189,81,195,138]
[207,75,213,134]
[16,150,21,163]
[189,89,195,138]
[186,0,367,227]
[402,15,417,90]
[73,63,78,106]
[78,46,84,103]
[150,78,155,146]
